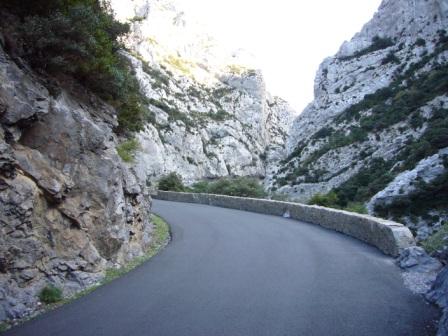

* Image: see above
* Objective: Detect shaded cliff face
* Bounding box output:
[0,45,152,321]
[275,0,448,234]
[110,0,295,185]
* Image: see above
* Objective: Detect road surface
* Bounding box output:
[5,200,439,336]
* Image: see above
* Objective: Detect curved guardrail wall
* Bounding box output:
[154,191,415,257]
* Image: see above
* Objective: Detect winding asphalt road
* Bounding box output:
[5,200,439,336]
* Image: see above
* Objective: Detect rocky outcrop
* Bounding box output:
[369,147,448,241]
[398,247,443,294]
[0,44,153,321]
[427,267,448,335]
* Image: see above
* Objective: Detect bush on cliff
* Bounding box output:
[158,173,186,192]
[117,138,140,163]
[1,0,146,133]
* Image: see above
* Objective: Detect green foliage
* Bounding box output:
[212,86,234,99]
[39,285,62,304]
[335,158,394,206]
[381,51,400,65]
[207,109,231,121]
[339,35,394,61]
[2,0,147,133]
[270,193,289,201]
[190,180,210,193]
[191,177,266,198]
[345,202,368,214]
[375,170,448,219]
[300,105,448,214]
[400,108,448,170]
[415,38,426,47]
[148,98,193,128]
[117,138,140,163]
[337,48,448,130]
[282,49,448,183]
[0,322,8,332]
[422,223,448,254]
[308,193,368,214]
[141,63,170,88]
[275,29,448,214]
[308,192,339,208]
[313,127,333,139]
[158,173,185,192]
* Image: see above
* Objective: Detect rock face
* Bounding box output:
[427,267,448,335]
[398,246,442,295]
[369,147,448,241]
[0,45,152,321]
[275,0,448,237]
[110,0,295,185]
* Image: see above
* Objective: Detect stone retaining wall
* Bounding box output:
[154,191,415,257]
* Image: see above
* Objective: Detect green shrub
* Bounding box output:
[308,191,339,208]
[313,127,333,139]
[270,193,289,201]
[335,158,394,206]
[117,138,140,163]
[39,285,62,304]
[190,180,210,193]
[381,51,400,65]
[422,223,448,254]
[208,109,231,121]
[191,177,266,198]
[339,35,394,61]
[344,202,368,214]
[1,0,147,134]
[374,170,448,219]
[415,38,426,47]
[158,173,185,192]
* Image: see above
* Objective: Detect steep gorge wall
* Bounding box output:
[111,0,295,185]
[0,43,152,321]
[275,0,448,241]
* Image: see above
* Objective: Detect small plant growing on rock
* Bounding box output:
[39,285,62,304]
[117,138,140,163]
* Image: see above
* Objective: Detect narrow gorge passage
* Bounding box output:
[5,200,438,336]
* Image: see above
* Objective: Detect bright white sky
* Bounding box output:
[186,0,382,112]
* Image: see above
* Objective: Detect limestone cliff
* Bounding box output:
[0,43,153,321]
[275,0,448,241]
[110,0,295,185]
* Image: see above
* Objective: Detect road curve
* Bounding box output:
[5,200,439,336]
